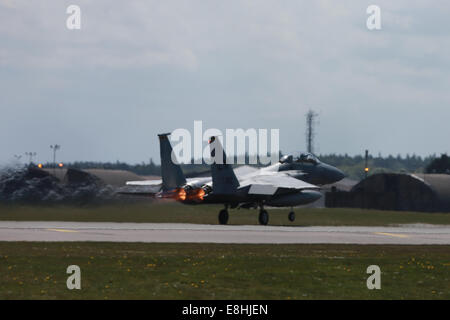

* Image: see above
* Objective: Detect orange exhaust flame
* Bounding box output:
[197,188,205,201]
[157,188,206,203]
[186,188,205,202]
[156,188,186,201]
[175,188,187,201]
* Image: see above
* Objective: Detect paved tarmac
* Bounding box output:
[0,221,449,244]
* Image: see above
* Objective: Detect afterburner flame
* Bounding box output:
[156,188,186,201]
[186,188,205,202]
[157,187,205,202]
[197,188,205,201]
[176,188,187,201]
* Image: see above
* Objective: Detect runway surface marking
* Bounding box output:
[46,228,79,233]
[374,232,409,238]
[0,222,449,244]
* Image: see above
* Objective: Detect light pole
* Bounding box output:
[363,149,369,209]
[364,149,369,179]
[25,152,37,165]
[50,144,61,175]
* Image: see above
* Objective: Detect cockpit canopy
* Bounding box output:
[279,152,320,165]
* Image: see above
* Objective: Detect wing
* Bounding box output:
[126,179,162,186]
[116,179,162,196]
[233,165,260,177]
[116,184,162,196]
[240,173,320,195]
[121,177,211,196]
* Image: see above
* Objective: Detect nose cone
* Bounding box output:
[322,164,346,184]
[333,167,346,182]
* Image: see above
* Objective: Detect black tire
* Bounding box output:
[218,209,229,225]
[288,211,295,222]
[258,210,269,225]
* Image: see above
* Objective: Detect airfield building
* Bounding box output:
[326,173,450,213]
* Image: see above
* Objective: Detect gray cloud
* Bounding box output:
[0,1,449,164]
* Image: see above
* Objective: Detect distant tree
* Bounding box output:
[425,154,450,174]
[36,152,437,180]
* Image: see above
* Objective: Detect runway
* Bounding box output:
[0,221,449,244]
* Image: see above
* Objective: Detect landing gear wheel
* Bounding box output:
[288,211,295,222]
[218,209,229,225]
[258,210,269,225]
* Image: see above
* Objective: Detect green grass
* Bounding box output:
[0,202,449,226]
[0,242,449,299]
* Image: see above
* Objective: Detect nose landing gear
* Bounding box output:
[288,210,295,222]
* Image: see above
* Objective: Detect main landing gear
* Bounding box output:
[218,205,269,225]
[258,206,269,225]
[218,207,229,225]
[217,205,294,225]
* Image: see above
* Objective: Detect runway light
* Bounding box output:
[37,163,43,168]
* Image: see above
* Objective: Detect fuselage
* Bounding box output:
[261,161,345,186]
[179,154,344,207]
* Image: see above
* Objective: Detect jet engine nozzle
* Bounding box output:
[186,188,206,202]
[156,188,187,201]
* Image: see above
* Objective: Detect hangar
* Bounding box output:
[44,168,156,187]
[325,173,450,212]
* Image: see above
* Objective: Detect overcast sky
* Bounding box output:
[1,0,449,165]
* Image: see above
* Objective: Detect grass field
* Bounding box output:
[0,242,449,299]
[0,202,449,226]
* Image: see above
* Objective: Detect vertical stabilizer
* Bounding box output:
[158,133,186,191]
[209,136,239,194]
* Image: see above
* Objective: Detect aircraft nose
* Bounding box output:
[322,164,346,183]
[334,168,346,182]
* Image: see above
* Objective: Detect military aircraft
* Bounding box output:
[122,133,345,225]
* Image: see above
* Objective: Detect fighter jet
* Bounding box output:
[122,133,345,225]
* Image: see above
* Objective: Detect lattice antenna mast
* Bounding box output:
[306,110,318,154]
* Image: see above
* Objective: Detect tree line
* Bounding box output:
[38,153,450,181]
